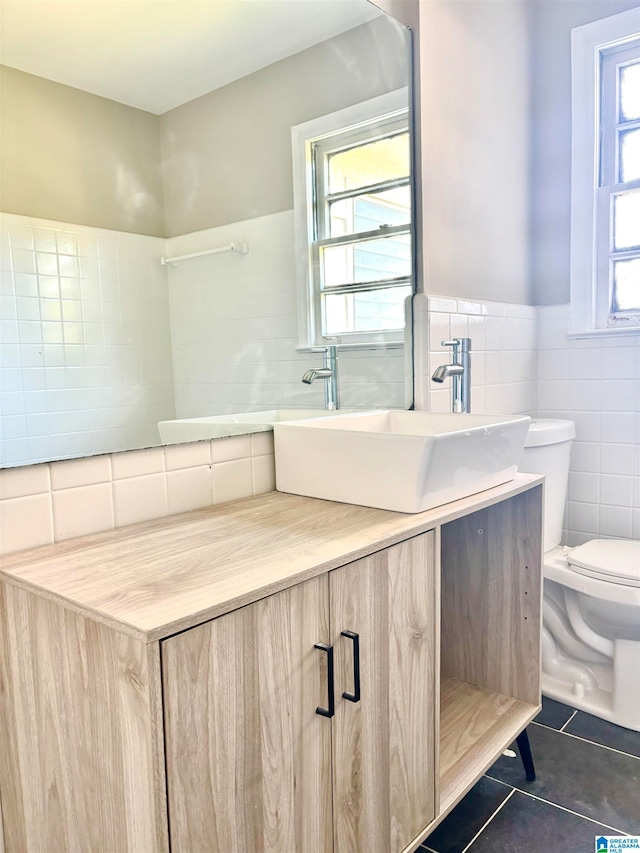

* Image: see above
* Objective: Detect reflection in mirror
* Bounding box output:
[0,0,414,467]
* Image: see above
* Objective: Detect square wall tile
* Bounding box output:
[164,441,211,471]
[166,466,213,515]
[212,459,253,504]
[251,431,274,457]
[211,435,252,463]
[600,474,633,507]
[599,504,633,539]
[428,312,450,345]
[601,412,635,444]
[50,455,111,490]
[568,471,600,504]
[567,501,599,535]
[52,483,114,541]
[111,447,165,479]
[0,493,53,554]
[113,473,167,527]
[252,454,276,495]
[599,380,635,412]
[600,443,634,475]
[570,442,600,474]
[0,463,50,500]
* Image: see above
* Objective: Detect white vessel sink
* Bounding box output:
[158,410,354,443]
[274,410,531,513]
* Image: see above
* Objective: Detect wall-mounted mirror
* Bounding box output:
[0,0,414,468]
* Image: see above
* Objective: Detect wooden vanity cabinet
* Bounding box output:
[0,477,543,853]
[162,532,437,853]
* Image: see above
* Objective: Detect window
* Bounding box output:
[292,90,412,348]
[570,9,640,336]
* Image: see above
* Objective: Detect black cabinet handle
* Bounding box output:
[314,643,335,718]
[341,631,361,703]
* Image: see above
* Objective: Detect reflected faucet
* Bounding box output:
[431,338,471,413]
[302,345,339,410]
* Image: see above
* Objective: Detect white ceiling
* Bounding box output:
[0,0,383,114]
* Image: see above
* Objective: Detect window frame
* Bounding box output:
[570,8,640,338]
[292,88,412,349]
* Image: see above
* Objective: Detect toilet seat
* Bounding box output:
[568,539,640,588]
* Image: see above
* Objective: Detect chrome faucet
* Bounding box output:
[431,338,471,413]
[302,345,339,410]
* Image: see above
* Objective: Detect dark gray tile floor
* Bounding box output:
[420,697,640,853]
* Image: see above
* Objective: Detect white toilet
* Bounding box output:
[519,419,640,732]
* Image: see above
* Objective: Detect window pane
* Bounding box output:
[324,285,411,335]
[619,128,640,182]
[611,258,640,312]
[321,234,411,288]
[620,61,640,121]
[328,133,409,194]
[329,186,411,238]
[613,190,640,250]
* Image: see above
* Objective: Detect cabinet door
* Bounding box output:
[331,532,437,853]
[162,574,332,853]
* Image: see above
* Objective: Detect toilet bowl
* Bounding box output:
[520,419,640,732]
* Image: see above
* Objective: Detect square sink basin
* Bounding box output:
[274,410,531,513]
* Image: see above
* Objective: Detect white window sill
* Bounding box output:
[567,325,640,340]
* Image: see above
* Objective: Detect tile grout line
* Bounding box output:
[458,787,517,853]
[484,774,630,836]
[560,710,578,731]
[531,720,640,761]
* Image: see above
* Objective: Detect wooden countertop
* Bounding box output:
[0,475,543,643]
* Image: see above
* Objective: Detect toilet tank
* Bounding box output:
[519,419,576,552]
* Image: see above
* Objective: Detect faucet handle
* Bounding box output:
[442,337,471,351]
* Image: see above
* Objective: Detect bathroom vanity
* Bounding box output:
[0,475,543,853]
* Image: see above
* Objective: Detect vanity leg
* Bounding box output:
[516,729,536,781]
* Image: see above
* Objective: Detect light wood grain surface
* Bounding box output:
[439,677,539,814]
[0,476,542,642]
[331,533,437,853]
[440,485,543,705]
[162,574,332,853]
[0,583,168,853]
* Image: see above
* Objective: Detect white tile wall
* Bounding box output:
[413,292,538,415]
[3,296,638,559]
[0,213,176,467]
[166,211,406,416]
[0,436,274,556]
[537,304,640,546]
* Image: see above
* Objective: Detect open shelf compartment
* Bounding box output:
[439,677,539,813]
[437,485,544,817]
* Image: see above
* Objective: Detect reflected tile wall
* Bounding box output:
[166,210,406,417]
[0,213,175,466]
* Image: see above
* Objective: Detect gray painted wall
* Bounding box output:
[160,16,410,237]
[0,66,166,236]
[530,0,640,306]
[1,16,409,240]
[415,0,532,304]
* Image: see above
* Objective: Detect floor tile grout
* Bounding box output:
[559,709,578,731]
[484,773,630,836]
[459,787,517,853]
[515,787,631,836]
[423,702,639,852]
[531,720,640,761]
